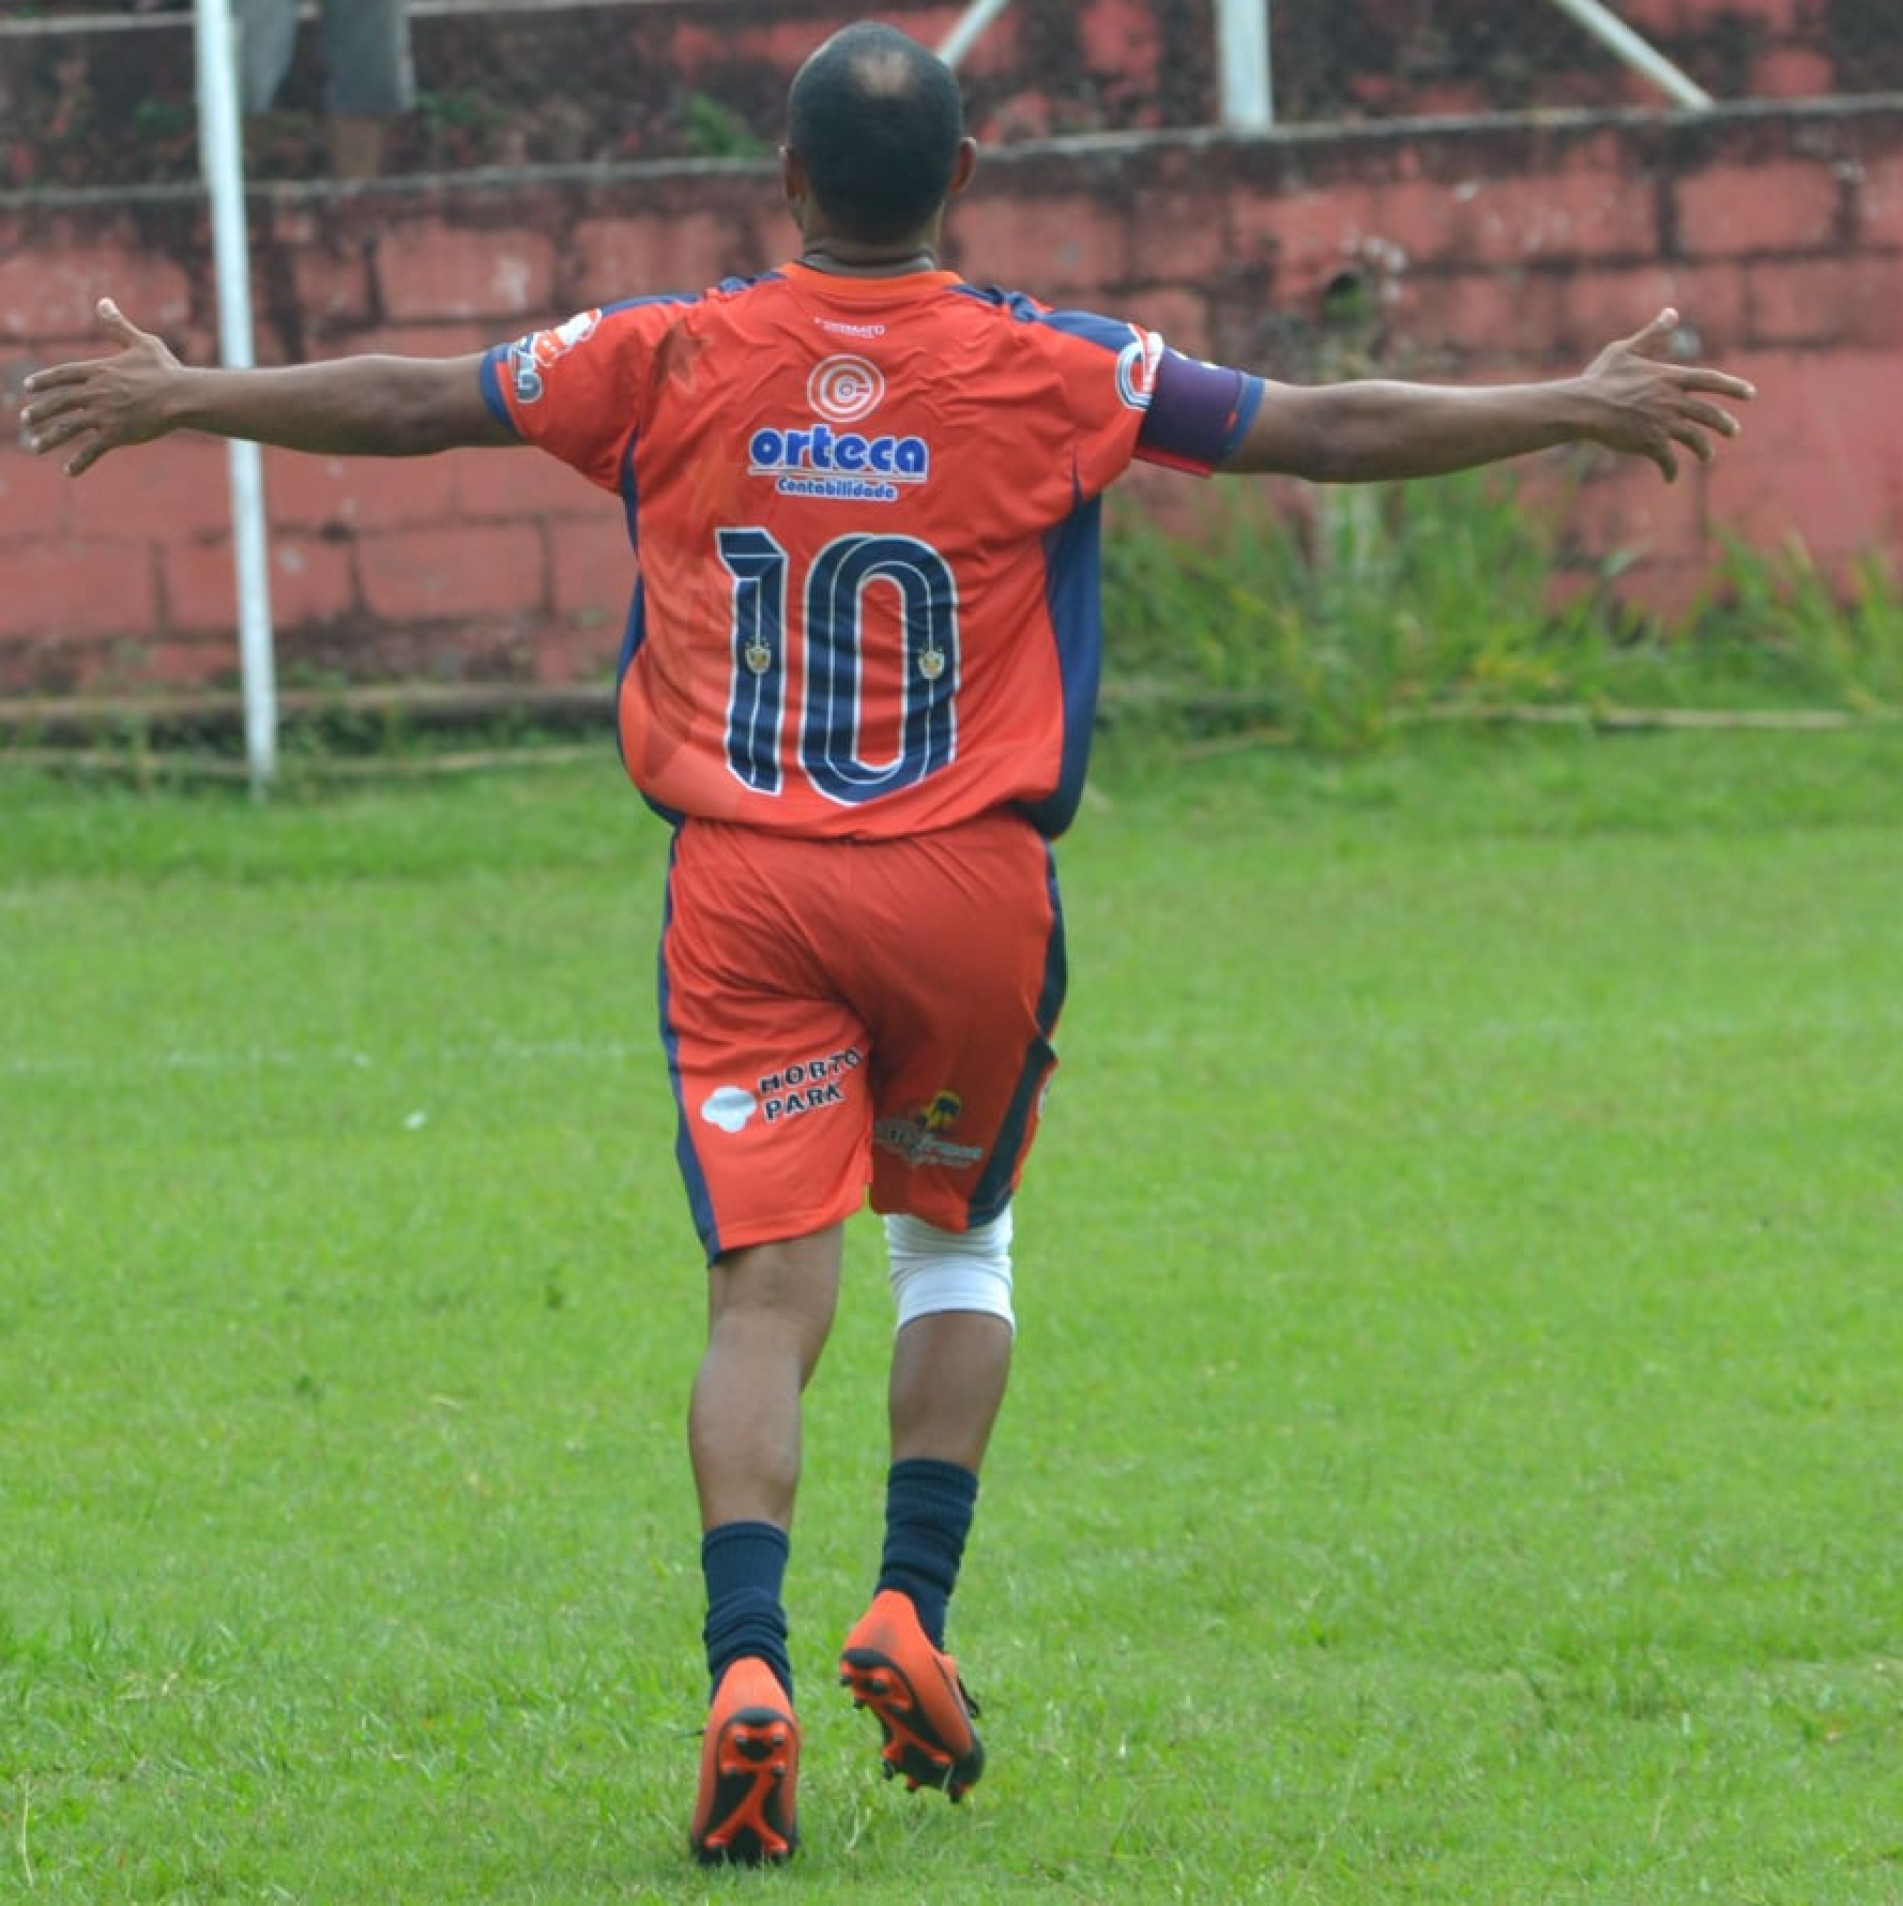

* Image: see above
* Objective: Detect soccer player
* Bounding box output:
[20,18,1753,1868]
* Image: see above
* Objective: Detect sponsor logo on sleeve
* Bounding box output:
[507,308,602,406]
[1115,328,1165,411]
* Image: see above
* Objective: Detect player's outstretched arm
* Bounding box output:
[1218,308,1754,485]
[20,298,515,477]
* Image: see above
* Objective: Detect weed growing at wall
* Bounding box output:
[1697,537,1903,713]
[1099,472,1903,752]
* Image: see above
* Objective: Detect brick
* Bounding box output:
[1080,0,1161,85]
[357,523,549,622]
[0,440,78,545]
[374,220,558,324]
[1119,288,1212,358]
[1539,262,1747,360]
[1560,458,1712,572]
[549,518,637,628]
[1859,151,1903,249]
[63,434,237,542]
[290,244,374,330]
[1746,255,1903,350]
[1123,188,1231,288]
[1398,269,1568,368]
[1675,160,1841,255]
[1447,163,1660,265]
[331,322,505,358]
[261,533,360,627]
[528,621,621,688]
[1676,0,1805,32]
[573,211,762,301]
[0,244,193,343]
[1230,185,1386,291]
[261,447,462,533]
[1697,348,1903,558]
[163,531,358,635]
[0,534,157,642]
[1752,47,1837,99]
[453,446,605,524]
[946,193,1128,297]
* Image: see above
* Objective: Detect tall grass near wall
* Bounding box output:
[1098,470,1903,751]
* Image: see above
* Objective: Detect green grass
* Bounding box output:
[4,729,1901,1902]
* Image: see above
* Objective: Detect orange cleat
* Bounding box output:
[838,1589,986,1800]
[688,1658,799,1865]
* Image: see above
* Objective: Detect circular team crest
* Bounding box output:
[807,354,885,424]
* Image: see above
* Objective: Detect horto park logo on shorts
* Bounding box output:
[699,1049,863,1137]
[700,1085,758,1134]
[748,353,930,502]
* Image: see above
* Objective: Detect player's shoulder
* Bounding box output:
[947,281,1160,414]
[947,281,1147,358]
[584,273,778,329]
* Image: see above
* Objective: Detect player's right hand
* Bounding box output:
[19,298,184,477]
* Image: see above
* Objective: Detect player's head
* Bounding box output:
[785,21,969,244]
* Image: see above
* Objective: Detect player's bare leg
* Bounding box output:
[687,1224,841,1865]
[690,1224,843,1531]
[888,1308,1012,1472]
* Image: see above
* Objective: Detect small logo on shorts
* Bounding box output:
[701,1086,758,1134]
[875,1088,985,1170]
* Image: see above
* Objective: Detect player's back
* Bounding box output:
[616,263,1155,839]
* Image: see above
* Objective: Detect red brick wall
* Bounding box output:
[4,98,1902,695]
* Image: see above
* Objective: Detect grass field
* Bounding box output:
[4,726,1901,1903]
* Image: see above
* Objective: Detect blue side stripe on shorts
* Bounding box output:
[970,845,1068,1223]
[658,839,722,1261]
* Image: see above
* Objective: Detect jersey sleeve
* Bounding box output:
[479,298,692,493]
[1027,307,1168,498]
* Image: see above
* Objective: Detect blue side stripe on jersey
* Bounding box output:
[613,445,685,824]
[1015,496,1106,839]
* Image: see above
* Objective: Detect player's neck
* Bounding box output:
[797,237,941,278]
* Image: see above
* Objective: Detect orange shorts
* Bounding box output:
[658,810,1067,1260]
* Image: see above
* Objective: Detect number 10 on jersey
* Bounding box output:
[717,528,960,806]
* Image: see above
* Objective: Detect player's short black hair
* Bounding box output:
[786,21,966,244]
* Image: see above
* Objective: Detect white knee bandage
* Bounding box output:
[885,1208,1016,1336]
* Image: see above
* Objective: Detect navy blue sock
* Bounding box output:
[876,1458,979,1650]
[701,1520,792,1701]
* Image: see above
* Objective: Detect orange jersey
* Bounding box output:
[481,264,1166,838]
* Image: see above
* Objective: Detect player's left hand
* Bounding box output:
[19,298,184,477]
[1577,307,1755,481]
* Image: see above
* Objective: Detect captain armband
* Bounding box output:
[1134,350,1266,475]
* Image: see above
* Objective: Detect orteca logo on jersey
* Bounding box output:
[748,352,929,502]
